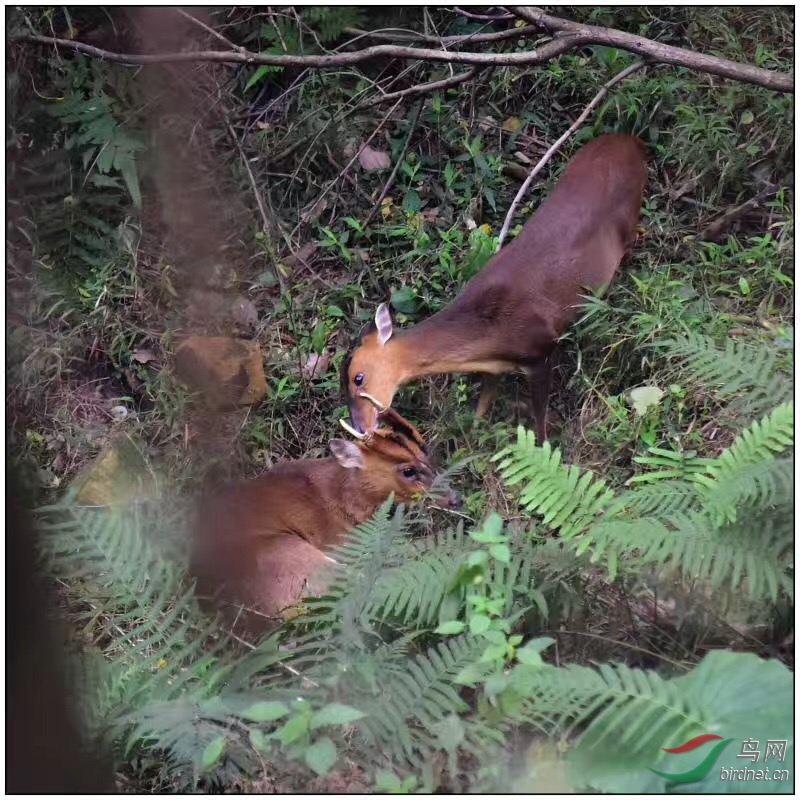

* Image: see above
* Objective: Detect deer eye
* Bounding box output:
[354,373,364,387]
[402,466,418,479]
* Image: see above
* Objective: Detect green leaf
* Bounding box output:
[117,153,142,209]
[374,770,403,792]
[201,735,226,769]
[739,276,751,295]
[310,703,366,729]
[241,700,291,722]
[489,543,511,564]
[402,188,421,213]
[435,620,466,635]
[390,285,417,314]
[311,321,328,354]
[469,614,491,635]
[517,636,556,665]
[467,549,489,568]
[277,713,310,745]
[249,728,271,753]
[304,737,337,776]
[484,671,510,696]
[245,64,272,91]
[479,642,509,663]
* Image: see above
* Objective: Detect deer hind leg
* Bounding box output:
[525,356,552,444]
[476,374,500,418]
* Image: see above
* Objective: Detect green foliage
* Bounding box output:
[660,333,792,416]
[10,5,794,795]
[493,337,793,602]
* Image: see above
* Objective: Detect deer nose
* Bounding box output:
[348,402,366,434]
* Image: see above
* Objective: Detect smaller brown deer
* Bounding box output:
[190,397,458,635]
[341,133,648,442]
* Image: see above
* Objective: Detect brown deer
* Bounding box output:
[341,133,647,442]
[190,398,458,635]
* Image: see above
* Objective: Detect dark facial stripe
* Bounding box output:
[376,407,428,454]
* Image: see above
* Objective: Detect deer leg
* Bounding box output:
[525,357,552,443]
[476,374,500,418]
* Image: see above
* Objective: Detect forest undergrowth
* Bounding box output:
[6,6,794,793]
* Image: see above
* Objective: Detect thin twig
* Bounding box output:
[452,7,515,21]
[369,67,477,105]
[699,182,781,241]
[343,24,539,47]
[497,60,646,248]
[290,99,403,238]
[226,121,287,294]
[174,8,245,53]
[362,100,425,230]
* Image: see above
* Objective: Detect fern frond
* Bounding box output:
[370,549,462,627]
[659,333,792,413]
[582,509,792,600]
[534,651,795,794]
[493,427,615,538]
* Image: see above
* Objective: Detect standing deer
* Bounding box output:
[341,133,647,442]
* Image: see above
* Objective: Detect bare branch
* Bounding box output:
[497,61,646,248]
[343,24,540,47]
[12,8,791,93]
[9,31,589,70]
[510,6,793,93]
[371,68,478,105]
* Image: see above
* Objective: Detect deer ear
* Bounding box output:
[375,302,393,346]
[329,439,365,469]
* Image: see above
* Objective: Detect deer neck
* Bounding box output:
[390,314,506,381]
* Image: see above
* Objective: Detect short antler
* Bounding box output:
[339,418,368,440]
[358,391,385,411]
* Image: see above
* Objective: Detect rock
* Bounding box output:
[73,438,155,507]
[174,335,266,408]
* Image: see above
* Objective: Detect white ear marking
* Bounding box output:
[375,302,393,346]
[329,439,365,469]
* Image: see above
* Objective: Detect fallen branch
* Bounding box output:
[371,68,478,105]
[510,6,793,93]
[12,17,791,93]
[11,30,583,68]
[497,60,646,248]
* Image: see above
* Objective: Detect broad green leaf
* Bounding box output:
[241,700,291,722]
[201,735,226,769]
[277,713,309,745]
[304,737,337,776]
[489,543,511,564]
[249,729,270,753]
[390,285,417,314]
[517,636,556,666]
[374,770,403,792]
[310,703,366,729]
[469,614,491,635]
[435,620,466,635]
